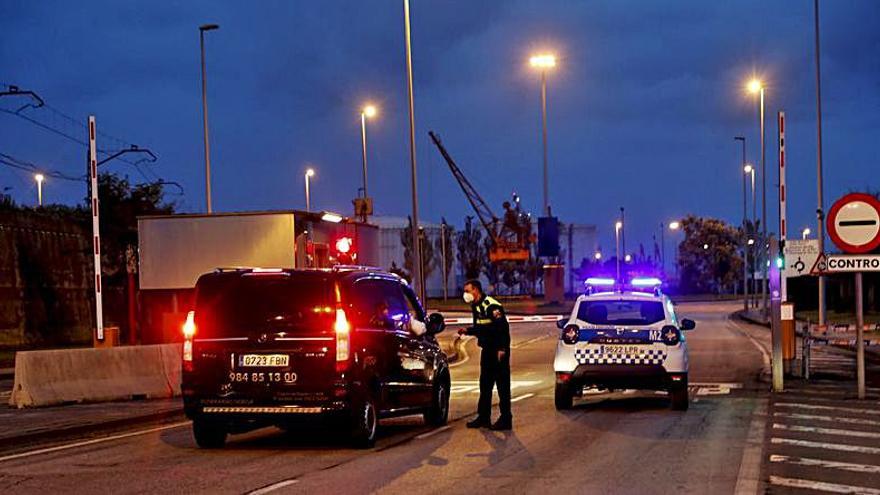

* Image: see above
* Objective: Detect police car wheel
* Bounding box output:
[424,375,450,426]
[350,398,378,448]
[192,419,227,449]
[670,381,689,411]
[554,383,574,410]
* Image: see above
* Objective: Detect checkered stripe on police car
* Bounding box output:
[574,348,667,365]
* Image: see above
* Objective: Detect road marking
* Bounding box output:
[0,421,190,463]
[448,336,473,368]
[775,402,880,415]
[734,400,767,495]
[511,334,550,349]
[511,393,534,403]
[775,412,880,427]
[769,475,880,495]
[773,423,880,439]
[245,479,299,495]
[729,320,770,372]
[771,437,880,455]
[415,425,451,440]
[770,454,880,475]
[450,380,541,395]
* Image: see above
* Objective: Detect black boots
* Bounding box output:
[489,417,513,431]
[466,417,490,429]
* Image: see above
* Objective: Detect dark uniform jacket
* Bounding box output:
[465,295,510,350]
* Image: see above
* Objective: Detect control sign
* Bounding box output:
[825,254,880,273]
[827,193,880,254]
[783,239,819,278]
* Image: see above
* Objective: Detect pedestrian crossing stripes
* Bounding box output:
[765,380,880,494]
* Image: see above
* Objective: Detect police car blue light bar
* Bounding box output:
[630,277,662,287]
[585,277,616,286]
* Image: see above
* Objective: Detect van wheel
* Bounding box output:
[351,398,378,448]
[670,379,689,411]
[555,382,574,410]
[193,419,227,449]
[424,376,450,426]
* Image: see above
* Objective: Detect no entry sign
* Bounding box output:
[827,193,880,254]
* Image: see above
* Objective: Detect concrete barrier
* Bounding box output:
[9,344,182,408]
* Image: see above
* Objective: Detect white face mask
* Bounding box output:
[463,292,475,304]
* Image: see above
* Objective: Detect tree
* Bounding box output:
[434,218,455,295]
[456,216,485,281]
[400,216,435,284]
[676,215,744,294]
[95,173,175,280]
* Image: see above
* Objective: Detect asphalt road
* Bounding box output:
[0,302,769,494]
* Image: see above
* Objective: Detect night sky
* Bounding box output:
[2,1,878,254]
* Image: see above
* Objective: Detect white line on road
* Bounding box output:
[734,400,767,495]
[245,479,299,495]
[448,336,473,368]
[773,423,880,439]
[770,454,880,475]
[774,412,880,427]
[0,421,190,464]
[775,402,880,415]
[511,393,534,403]
[415,425,451,440]
[729,321,770,372]
[769,475,880,495]
[771,437,880,455]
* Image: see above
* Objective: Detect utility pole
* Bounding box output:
[814,0,827,327]
[736,136,748,311]
[88,116,104,342]
[199,24,219,214]
[403,0,424,303]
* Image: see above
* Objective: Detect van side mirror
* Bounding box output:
[556,318,568,330]
[680,318,696,331]
[426,313,446,335]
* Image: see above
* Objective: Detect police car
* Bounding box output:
[553,277,696,411]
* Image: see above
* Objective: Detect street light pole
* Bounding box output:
[403,0,424,303]
[736,136,748,311]
[199,23,219,215]
[615,221,622,281]
[814,0,827,327]
[660,223,665,274]
[541,70,549,216]
[759,86,767,315]
[529,54,556,217]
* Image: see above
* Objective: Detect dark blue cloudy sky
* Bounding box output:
[2,0,878,253]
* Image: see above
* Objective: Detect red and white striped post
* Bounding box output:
[778,111,787,302]
[88,116,105,341]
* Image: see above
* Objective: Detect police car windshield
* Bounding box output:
[577,300,665,326]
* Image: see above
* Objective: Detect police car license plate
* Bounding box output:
[237,354,289,367]
[600,345,641,356]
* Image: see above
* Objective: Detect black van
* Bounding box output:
[181,266,449,448]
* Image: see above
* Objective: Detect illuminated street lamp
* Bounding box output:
[594,251,602,261]
[802,227,811,240]
[360,104,377,201]
[34,173,44,206]
[305,168,315,212]
[746,77,767,312]
[624,254,632,263]
[615,220,623,280]
[530,52,556,216]
[668,221,680,231]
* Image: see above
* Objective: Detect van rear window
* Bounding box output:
[194,273,333,337]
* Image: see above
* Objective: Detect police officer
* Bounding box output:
[458,279,512,430]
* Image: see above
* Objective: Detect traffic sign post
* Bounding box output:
[778,111,787,300]
[769,236,783,392]
[825,193,880,400]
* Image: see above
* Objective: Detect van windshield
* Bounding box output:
[194,273,333,337]
[576,300,666,326]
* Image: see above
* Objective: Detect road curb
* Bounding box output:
[0,407,184,454]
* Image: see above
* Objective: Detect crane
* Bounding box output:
[428,131,531,262]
